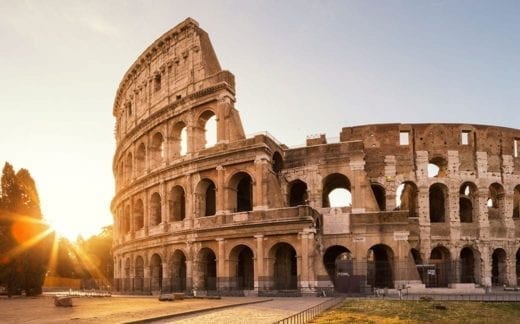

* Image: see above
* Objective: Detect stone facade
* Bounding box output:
[111,18,520,295]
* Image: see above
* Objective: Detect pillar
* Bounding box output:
[217,238,225,290]
[255,235,264,291]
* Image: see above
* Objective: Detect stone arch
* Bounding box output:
[322,173,352,208]
[367,244,394,288]
[134,255,145,292]
[429,246,451,287]
[196,179,216,217]
[269,242,297,290]
[272,151,283,173]
[396,181,418,217]
[288,179,308,207]
[460,246,481,284]
[170,249,187,292]
[323,245,353,292]
[516,248,520,286]
[124,204,131,233]
[492,248,507,286]
[488,183,505,221]
[133,199,144,230]
[371,183,386,211]
[150,192,162,226]
[428,156,448,178]
[459,182,477,223]
[171,121,188,157]
[229,244,255,290]
[124,257,131,291]
[196,109,217,150]
[135,142,146,175]
[150,253,163,292]
[169,185,186,221]
[513,185,520,219]
[429,183,448,223]
[150,132,164,168]
[228,171,253,212]
[194,247,217,291]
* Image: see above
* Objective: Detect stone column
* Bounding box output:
[216,238,226,290]
[480,244,492,288]
[418,185,431,256]
[254,157,269,210]
[216,96,232,144]
[255,235,264,291]
[216,165,226,214]
[477,188,490,240]
[299,228,316,292]
[161,181,168,232]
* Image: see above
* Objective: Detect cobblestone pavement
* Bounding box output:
[156,297,331,323]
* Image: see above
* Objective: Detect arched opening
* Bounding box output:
[118,163,124,186]
[136,143,146,175]
[198,110,217,149]
[170,250,186,292]
[229,172,253,212]
[135,256,144,292]
[429,183,448,223]
[271,243,297,290]
[428,156,448,178]
[124,258,131,292]
[459,182,477,223]
[150,254,163,292]
[492,248,507,286]
[196,179,216,217]
[288,180,308,207]
[272,152,283,173]
[516,249,520,286]
[371,184,386,211]
[150,132,164,168]
[322,173,351,208]
[488,183,505,221]
[229,245,254,290]
[171,122,188,157]
[367,244,394,288]
[150,192,162,226]
[323,246,356,293]
[124,205,131,234]
[196,248,217,291]
[125,153,133,182]
[460,247,480,284]
[429,246,451,287]
[169,186,186,222]
[513,186,520,219]
[133,199,144,230]
[396,182,418,217]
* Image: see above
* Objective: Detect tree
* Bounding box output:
[0,162,51,296]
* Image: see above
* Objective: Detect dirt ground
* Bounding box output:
[0,295,268,323]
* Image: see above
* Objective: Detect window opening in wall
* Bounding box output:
[488,183,504,220]
[154,74,161,92]
[235,173,253,212]
[461,131,470,145]
[396,182,418,217]
[180,127,188,155]
[515,139,518,158]
[429,183,447,223]
[399,131,409,145]
[205,115,217,148]
[150,192,162,226]
[205,182,216,216]
[322,173,352,208]
[170,186,186,222]
[459,183,476,223]
[272,152,283,173]
[151,133,164,167]
[513,186,520,219]
[134,199,144,230]
[289,180,308,207]
[428,157,447,178]
[127,103,132,117]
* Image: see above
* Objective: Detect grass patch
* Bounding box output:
[311,299,520,323]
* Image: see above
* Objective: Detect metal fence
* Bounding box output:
[274,297,345,324]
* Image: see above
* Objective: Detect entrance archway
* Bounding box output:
[367,244,394,288]
[196,248,217,291]
[170,250,186,292]
[323,245,358,293]
[492,248,507,286]
[270,243,297,290]
[429,246,451,287]
[229,245,254,290]
[460,247,480,284]
[150,254,163,292]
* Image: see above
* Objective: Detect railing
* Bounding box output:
[273,297,345,324]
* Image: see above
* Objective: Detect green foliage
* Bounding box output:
[0,162,51,296]
[77,225,113,280]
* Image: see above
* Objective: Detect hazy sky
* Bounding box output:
[1,0,519,239]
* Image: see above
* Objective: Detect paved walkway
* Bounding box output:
[0,295,330,323]
[152,297,330,323]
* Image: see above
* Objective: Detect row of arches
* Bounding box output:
[117,110,217,186]
[119,172,254,234]
[118,242,298,292]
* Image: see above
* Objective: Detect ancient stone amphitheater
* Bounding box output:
[112,18,520,295]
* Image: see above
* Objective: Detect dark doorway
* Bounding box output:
[289,180,308,207]
[367,245,394,288]
[272,243,297,290]
[171,250,186,292]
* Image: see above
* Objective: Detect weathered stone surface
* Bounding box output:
[54,296,73,307]
[111,18,520,296]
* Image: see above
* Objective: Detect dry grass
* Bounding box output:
[311,299,520,323]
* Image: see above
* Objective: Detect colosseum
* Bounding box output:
[111,18,520,295]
